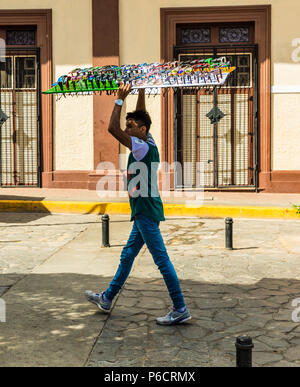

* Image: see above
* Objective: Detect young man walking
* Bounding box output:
[85,84,191,325]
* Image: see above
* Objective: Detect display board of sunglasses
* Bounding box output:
[43,57,236,95]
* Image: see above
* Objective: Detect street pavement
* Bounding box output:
[1,212,300,367]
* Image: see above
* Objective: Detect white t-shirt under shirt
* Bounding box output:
[131,133,156,161]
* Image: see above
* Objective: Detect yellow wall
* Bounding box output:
[2,0,300,173]
[272,94,300,170]
[0,0,93,171]
[119,0,300,171]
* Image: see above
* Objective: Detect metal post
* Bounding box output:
[235,336,254,367]
[101,214,110,247]
[225,217,233,250]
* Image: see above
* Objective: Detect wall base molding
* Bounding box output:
[42,170,300,193]
[265,171,300,193]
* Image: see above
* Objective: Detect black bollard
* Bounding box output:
[225,217,233,250]
[101,214,110,247]
[235,336,254,367]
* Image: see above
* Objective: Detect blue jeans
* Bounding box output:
[104,214,186,310]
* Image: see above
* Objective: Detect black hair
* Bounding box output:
[126,110,152,133]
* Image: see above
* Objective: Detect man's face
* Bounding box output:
[125,118,147,139]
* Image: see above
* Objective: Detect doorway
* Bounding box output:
[0,47,41,187]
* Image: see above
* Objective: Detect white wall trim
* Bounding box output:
[271,86,300,94]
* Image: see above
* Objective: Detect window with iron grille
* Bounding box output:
[176,23,254,45]
[173,43,257,189]
[6,30,36,45]
[0,48,40,187]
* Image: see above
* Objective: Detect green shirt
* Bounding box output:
[127,136,165,222]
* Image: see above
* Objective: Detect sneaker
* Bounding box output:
[156,307,191,326]
[85,290,112,313]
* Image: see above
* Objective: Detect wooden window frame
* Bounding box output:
[0,9,52,187]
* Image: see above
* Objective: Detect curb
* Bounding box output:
[0,200,299,219]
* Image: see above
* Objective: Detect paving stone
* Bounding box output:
[120,336,146,348]
[249,288,287,297]
[273,309,294,321]
[234,307,279,315]
[252,352,283,366]
[126,325,148,338]
[256,335,290,349]
[124,313,149,323]
[225,321,264,335]
[284,346,300,361]
[178,326,207,339]
[118,348,145,359]
[90,342,120,363]
[288,336,300,345]
[204,332,230,342]
[276,287,300,296]
[173,348,205,364]
[181,340,209,353]
[118,297,138,307]
[195,298,237,309]
[194,292,222,299]
[209,350,235,367]
[250,339,276,352]
[265,295,290,305]
[264,321,299,333]
[145,348,181,362]
[190,309,215,319]
[106,320,133,331]
[216,338,237,352]
[238,298,278,308]
[243,313,272,328]
[194,319,225,331]
[214,310,243,324]
[150,333,183,346]
[271,360,300,367]
[0,286,9,297]
[137,297,167,308]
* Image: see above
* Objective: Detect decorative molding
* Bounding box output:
[43,171,89,189]
[6,30,36,45]
[181,28,210,44]
[268,171,300,193]
[219,27,249,43]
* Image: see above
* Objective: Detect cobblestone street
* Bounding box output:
[1,213,300,367]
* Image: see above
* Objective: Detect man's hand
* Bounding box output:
[117,83,131,100]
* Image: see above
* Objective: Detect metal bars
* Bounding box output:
[0,48,40,187]
[174,45,257,189]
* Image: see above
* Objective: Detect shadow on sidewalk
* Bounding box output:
[0,211,51,224]
[0,195,45,201]
[0,195,52,223]
[1,273,300,367]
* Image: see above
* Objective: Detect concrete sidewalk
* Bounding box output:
[1,213,300,367]
[0,188,300,219]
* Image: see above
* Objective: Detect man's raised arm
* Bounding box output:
[108,83,132,149]
[136,88,146,112]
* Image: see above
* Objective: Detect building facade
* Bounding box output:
[0,0,299,192]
